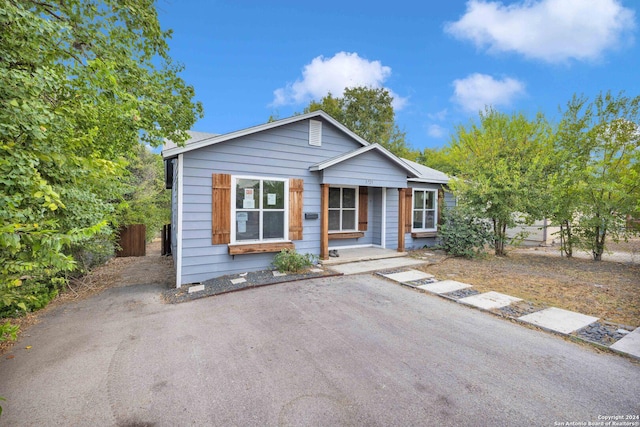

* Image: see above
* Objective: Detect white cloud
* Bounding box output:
[272,52,408,110]
[428,109,448,121]
[445,0,636,62]
[427,124,447,138]
[452,73,525,112]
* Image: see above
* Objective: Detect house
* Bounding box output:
[163,111,454,288]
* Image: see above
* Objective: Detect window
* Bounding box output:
[233,177,288,242]
[329,187,357,231]
[412,189,437,231]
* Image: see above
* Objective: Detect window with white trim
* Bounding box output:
[328,187,357,232]
[233,177,288,242]
[412,189,437,231]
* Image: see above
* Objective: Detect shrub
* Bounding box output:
[0,321,19,342]
[437,207,493,258]
[272,249,317,273]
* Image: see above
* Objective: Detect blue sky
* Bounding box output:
[157,0,639,151]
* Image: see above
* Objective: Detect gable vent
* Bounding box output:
[309,120,322,146]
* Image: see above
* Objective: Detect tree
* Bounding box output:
[1,0,202,316]
[447,108,553,256]
[303,87,418,159]
[554,92,640,261]
[418,147,457,176]
[119,145,171,243]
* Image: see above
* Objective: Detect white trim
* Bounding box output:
[328,185,359,232]
[411,188,438,233]
[163,110,370,158]
[230,175,289,244]
[309,143,420,177]
[175,154,184,288]
[407,177,450,184]
[381,188,387,249]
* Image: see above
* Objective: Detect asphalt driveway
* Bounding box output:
[1,274,638,426]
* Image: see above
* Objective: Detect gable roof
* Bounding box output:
[310,143,420,177]
[163,130,219,151]
[402,158,450,184]
[162,110,370,159]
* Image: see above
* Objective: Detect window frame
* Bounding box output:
[411,188,438,232]
[328,186,359,233]
[230,175,289,244]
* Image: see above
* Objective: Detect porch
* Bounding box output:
[320,247,408,266]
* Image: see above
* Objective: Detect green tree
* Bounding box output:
[447,108,553,256]
[418,147,457,176]
[554,92,640,261]
[303,87,418,159]
[119,145,171,242]
[1,0,202,317]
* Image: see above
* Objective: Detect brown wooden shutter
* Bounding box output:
[358,187,368,231]
[212,174,231,244]
[397,188,406,252]
[404,189,413,233]
[438,188,445,226]
[289,178,304,240]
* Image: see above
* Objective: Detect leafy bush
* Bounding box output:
[0,321,19,342]
[437,207,493,258]
[272,249,317,273]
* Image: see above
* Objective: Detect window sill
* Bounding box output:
[328,231,365,240]
[228,241,294,255]
[411,231,438,239]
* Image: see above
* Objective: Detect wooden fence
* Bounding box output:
[116,224,146,257]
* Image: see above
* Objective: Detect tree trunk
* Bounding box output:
[592,225,606,261]
[560,220,573,258]
[493,219,506,257]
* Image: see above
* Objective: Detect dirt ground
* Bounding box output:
[414,239,640,328]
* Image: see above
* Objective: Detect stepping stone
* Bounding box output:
[418,279,471,294]
[610,328,640,358]
[518,307,599,334]
[382,270,434,283]
[272,271,287,277]
[459,291,522,309]
[188,284,205,294]
[230,277,247,284]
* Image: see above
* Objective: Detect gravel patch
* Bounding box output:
[442,288,481,300]
[496,300,548,318]
[572,321,634,347]
[408,278,438,286]
[375,268,411,276]
[163,268,339,303]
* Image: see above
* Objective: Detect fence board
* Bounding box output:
[117,224,146,257]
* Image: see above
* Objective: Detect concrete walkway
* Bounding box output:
[326,254,640,360]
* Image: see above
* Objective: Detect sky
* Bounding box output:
[156,0,639,151]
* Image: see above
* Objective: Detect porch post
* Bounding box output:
[320,184,329,260]
[397,188,406,252]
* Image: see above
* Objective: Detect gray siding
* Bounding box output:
[322,149,409,188]
[405,184,455,250]
[371,187,382,246]
[178,119,364,285]
[385,189,400,249]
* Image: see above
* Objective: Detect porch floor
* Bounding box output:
[321,247,408,266]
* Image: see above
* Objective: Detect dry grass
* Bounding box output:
[415,246,640,327]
